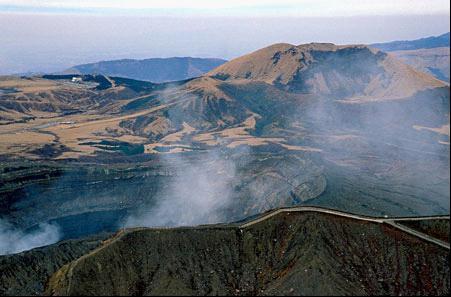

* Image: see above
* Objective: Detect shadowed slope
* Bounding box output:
[46,210,449,296]
[0,233,110,296]
[208,43,445,101]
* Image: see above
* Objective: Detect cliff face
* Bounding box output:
[46,212,450,296]
[0,233,109,296]
[1,42,449,262]
[1,153,325,240]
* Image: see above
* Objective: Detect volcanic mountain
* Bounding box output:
[208,42,445,101]
[0,42,449,250]
[0,40,450,296]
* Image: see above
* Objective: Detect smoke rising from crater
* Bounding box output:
[125,149,241,227]
[0,219,61,255]
[124,84,252,228]
[289,61,450,215]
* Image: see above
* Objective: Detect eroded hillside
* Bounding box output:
[44,210,450,296]
[0,233,110,296]
[0,42,449,244]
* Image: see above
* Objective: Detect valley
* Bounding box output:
[0,38,449,296]
[0,0,449,293]
[1,43,449,242]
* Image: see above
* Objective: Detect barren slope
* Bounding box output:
[208,43,445,101]
[0,42,449,244]
[46,210,450,296]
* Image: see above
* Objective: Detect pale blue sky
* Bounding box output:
[0,0,449,16]
[0,1,449,74]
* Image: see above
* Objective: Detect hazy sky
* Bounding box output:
[0,0,449,74]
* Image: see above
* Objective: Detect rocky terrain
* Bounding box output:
[0,41,449,252]
[2,209,448,296]
[0,208,448,296]
[0,152,326,239]
[398,218,450,242]
[0,233,110,296]
[208,43,444,99]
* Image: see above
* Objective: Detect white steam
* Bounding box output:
[125,149,239,227]
[0,219,61,255]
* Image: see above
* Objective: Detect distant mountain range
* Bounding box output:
[371,32,450,52]
[1,38,449,296]
[371,32,450,82]
[64,57,227,83]
[62,33,450,84]
[64,33,450,84]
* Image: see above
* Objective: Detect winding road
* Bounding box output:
[238,206,450,249]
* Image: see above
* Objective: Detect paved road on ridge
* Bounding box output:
[238,206,450,249]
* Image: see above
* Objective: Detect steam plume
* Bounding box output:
[0,219,61,255]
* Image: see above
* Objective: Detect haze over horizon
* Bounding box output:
[0,0,449,74]
[0,2,450,294]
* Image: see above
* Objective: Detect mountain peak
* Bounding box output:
[208,42,445,101]
[207,43,379,84]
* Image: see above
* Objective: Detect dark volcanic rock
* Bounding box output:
[0,233,109,296]
[0,153,325,240]
[45,212,450,296]
[399,219,450,243]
